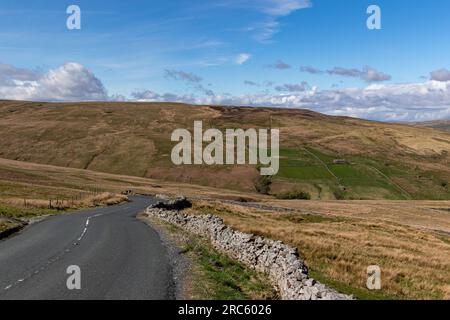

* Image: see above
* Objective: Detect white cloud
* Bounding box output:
[430,68,450,82]
[236,53,252,65]
[361,66,392,82]
[268,60,291,69]
[3,61,449,122]
[131,80,450,122]
[164,69,203,83]
[0,62,108,101]
[244,80,260,86]
[164,69,214,96]
[109,94,127,101]
[300,65,323,74]
[0,63,40,85]
[131,90,160,100]
[275,82,309,92]
[235,0,312,42]
[262,0,312,16]
[327,66,391,82]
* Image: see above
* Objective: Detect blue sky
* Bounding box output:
[1,0,450,121]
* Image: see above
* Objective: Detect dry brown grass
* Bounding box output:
[265,200,450,233]
[188,200,450,300]
[2,192,128,210]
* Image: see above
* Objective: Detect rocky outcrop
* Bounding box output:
[145,206,353,300]
[151,196,192,211]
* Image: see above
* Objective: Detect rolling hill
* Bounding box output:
[0,100,449,200]
[417,120,450,132]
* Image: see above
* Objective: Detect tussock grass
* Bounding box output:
[2,192,128,212]
[189,201,450,300]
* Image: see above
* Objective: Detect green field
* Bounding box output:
[275,146,450,200]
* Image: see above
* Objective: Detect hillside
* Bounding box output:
[0,100,449,200]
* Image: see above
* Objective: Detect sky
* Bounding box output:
[0,0,450,121]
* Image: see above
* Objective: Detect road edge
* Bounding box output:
[138,213,189,300]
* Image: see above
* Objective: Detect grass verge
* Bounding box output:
[0,203,59,219]
[0,218,22,235]
[142,215,278,300]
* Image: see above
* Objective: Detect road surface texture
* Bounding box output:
[0,196,175,300]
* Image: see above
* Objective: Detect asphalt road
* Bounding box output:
[0,196,175,300]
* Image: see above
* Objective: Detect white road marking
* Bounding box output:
[77,214,104,242]
[77,227,88,241]
[4,212,107,292]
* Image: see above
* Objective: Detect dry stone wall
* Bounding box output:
[145,202,353,300]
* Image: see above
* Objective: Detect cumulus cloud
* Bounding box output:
[0,63,41,85]
[326,66,391,83]
[109,94,127,102]
[3,60,449,122]
[327,67,361,78]
[131,80,450,121]
[300,66,323,74]
[130,90,198,104]
[236,53,252,65]
[300,65,392,82]
[164,69,203,83]
[360,66,392,82]
[275,82,309,92]
[164,69,214,96]
[430,68,450,82]
[0,62,108,101]
[194,84,215,96]
[130,90,160,100]
[268,60,291,69]
[244,80,276,87]
[244,80,260,86]
[131,90,211,103]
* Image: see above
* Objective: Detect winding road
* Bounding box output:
[0,196,174,300]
